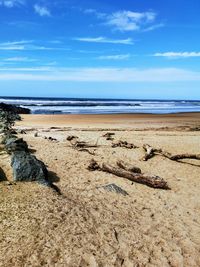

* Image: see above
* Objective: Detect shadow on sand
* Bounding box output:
[48,171,62,195]
[0,167,7,181]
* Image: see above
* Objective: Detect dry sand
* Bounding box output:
[0,113,200,267]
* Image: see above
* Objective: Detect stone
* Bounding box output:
[5,138,28,153]
[99,183,129,196]
[11,151,49,185]
[1,133,17,145]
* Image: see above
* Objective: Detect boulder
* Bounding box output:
[5,138,28,153]
[1,133,17,144]
[11,151,49,185]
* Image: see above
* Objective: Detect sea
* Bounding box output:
[1,96,200,115]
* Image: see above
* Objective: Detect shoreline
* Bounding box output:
[17,112,200,129]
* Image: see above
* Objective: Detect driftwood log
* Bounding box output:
[77,148,96,155]
[68,136,99,150]
[116,160,142,173]
[66,135,78,141]
[88,159,170,190]
[102,132,115,141]
[142,144,200,162]
[112,140,138,149]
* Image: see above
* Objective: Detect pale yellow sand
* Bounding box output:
[0,113,200,266]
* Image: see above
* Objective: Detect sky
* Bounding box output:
[0,0,200,99]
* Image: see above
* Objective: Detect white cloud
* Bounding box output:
[3,57,37,62]
[143,23,164,32]
[84,9,160,32]
[0,67,52,71]
[0,67,200,82]
[154,52,200,58]
[0,40,32,45]
[0,0,24,8]
[98,54,130,60]
[0,40,63,50]
[73,37,133,45]
[34,4,51,17]
[0,40,32,50]
[105,11,156,31]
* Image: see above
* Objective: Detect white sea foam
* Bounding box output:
[0,97,200,114]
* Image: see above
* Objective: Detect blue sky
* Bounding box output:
[0,0,200,99]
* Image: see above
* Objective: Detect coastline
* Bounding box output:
[17,112,200,129]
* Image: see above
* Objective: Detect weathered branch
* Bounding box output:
[102,132,115,141]
[101,163,169,189]
[116,160,141,173]
[142,144,200,162]
[87,159,101,171]
[169,154,200,161]
[88,159,170,190]
[142,144,163,161]
[73,141,98,149]
[112,140,138,149]
[77,148,96,155]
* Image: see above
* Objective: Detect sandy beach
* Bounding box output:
[1,113,200,266]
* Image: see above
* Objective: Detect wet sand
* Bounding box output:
[17,112,200,129]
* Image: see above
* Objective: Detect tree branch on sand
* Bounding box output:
[112,140,138,149]
[87,159,170,190]
[67,135,99,155]
[142,144,200,162]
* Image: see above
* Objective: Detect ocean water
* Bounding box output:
[0,96,200,115]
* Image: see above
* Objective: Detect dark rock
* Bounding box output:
[11,151,49,185]
[1,133,17,145]
[99,183,129,196]
[0,103,30,114]
[5,138,28,153]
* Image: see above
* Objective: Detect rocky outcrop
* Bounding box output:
[0,103,30,114]
[0,103,60,191]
